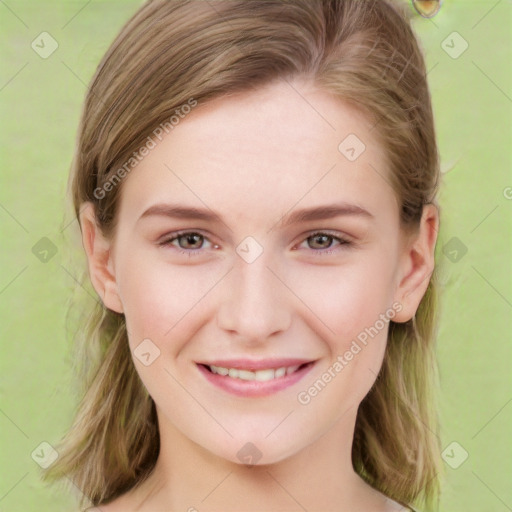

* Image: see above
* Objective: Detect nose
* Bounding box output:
[216,250,292,345]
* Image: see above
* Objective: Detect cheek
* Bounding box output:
[116,252,222,345]
[289,257,396,346]
[288,256,395,403]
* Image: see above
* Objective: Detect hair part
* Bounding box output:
[43,1,441,510]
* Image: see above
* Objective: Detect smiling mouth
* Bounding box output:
[200,362,313,382]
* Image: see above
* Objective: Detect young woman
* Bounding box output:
[42,1,442,510]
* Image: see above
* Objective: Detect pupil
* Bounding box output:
[183,234,201,248]
[312,234,330,248]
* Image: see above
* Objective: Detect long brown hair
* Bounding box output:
[42,1,441,510]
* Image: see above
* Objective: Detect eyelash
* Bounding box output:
[157,230,352,257]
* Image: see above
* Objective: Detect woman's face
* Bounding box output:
[101,79,414,465]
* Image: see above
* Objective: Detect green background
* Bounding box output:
[1,1,511,511]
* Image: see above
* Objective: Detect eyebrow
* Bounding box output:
[138,202,374,227]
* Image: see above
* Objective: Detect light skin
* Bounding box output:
[80,78,438,512]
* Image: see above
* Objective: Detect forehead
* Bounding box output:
[117,79,398,229]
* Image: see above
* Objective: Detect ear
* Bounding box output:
[392,204,439,323]
[79,202,124,314]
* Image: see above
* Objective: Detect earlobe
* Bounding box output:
[392,204,439,323]
[79,202,124,314]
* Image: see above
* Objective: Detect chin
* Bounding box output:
[206,432,307,468]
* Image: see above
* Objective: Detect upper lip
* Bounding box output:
[197,358,315,371]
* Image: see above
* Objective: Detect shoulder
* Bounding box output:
[79,494,131,512]
[80,505,116,512]
[384,497,421,512]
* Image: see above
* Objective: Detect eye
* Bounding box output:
[158,231,217,256]
[297,231,351,255]
[157,230,351,258]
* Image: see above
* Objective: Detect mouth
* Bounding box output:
[196,359,316,397]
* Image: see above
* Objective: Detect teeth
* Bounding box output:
[254,369,274,381]
[238,369,255,380]
[216,366,229,376]
[274,367,286,378]
[209,364,302,382]
[286,365,300,375]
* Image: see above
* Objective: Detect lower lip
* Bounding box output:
[197,363,315,397]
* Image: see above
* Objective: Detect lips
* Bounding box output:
[196,358,316,397]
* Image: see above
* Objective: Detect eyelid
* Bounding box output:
[300,229,352,242]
